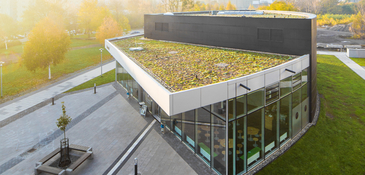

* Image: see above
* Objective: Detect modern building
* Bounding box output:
[105,10,317,175]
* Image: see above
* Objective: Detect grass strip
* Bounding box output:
[65,69,115,93]
[0,47,112,99]
[350,57,365,66]
[257,54,365,174]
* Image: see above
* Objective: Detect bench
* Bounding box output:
[70,144,91,152]
[35,165,65,175]
[66,152,92,171]
[37,148,60,165]
[198,143,218,161]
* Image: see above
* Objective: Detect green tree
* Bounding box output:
[56,102,72,139]
[320,0,339,14]
[181,0,194,11]
[0,13,18,49]
[96,17,123,44]
[22,17,71,79]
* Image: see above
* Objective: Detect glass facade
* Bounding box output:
[116,61,310,175]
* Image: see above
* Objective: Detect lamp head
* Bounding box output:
[99,48,103,52]
[0,61,4,66]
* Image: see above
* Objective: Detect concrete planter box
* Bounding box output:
[347,49,365,58]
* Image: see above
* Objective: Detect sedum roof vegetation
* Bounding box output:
[113,37,295,92]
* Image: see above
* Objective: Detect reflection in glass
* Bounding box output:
[212,101,226,119]
[302,68,308,84]
[246,109,263,167]
[236,95,246,118]
[228,98,235,120]
[280,76,292,97]
[247,89,264,114]
[172,114,182,139]
[292,73,301,91]
[197,107,211,164]
[236,117,245,174]
[228,121,235,175]
[279,95,290,144]
[264,102,278,156]
[183,110,195,150]
[161,109,171,130]
[301,84,309,128]
[266,83,279,104]
[292,89,301,136]
[213,115,226,175]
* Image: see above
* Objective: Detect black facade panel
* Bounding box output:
[144,15,313,56]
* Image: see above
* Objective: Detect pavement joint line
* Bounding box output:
[0,91,118,175]
[106,120,156,175]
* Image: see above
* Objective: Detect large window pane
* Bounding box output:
[132,80,139,98]
[197,107,211,164]
[183,110,195,149]
[212,101,226,119]
[228,121,235,175]
[161,109,171,130]
[292,73,301,91]
[264,102,278,156]
[247,89,264,114]
[280,76,292,97]
[236,95,246,118]
[279,95,290,144]
[172,114,182,139]
[213,115,226,175]
[302,68,308,84]
[301,84,309,129]
[228,98,235,120]
[292,89,301,136]
[236,117,245,174]
[266,83,279,104]
[246,109,263,168]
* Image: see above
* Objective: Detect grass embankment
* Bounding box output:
[350,58,365,66]
[1,47,112,98]
[65,69,115,93]
[258,54,365,174]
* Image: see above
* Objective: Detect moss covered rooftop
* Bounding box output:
[113,37,295,92]
[180,13,306,19]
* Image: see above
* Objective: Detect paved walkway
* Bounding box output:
[0,61,116,124]
[0,84,207,175]
[317,51,365,80]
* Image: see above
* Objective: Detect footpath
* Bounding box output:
[317,51,365,80]
[0,61,116,126]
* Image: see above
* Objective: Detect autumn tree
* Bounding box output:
[107,0,131,33]
[78,0,111,38]
[22,17,71,79]
[21,0,66,32]
[258,0,298,11]
[226,1,237,10]
[351,12,365,38]
[0,13,18,49]
[96,17,123,44]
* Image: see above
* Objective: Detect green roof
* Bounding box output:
[113,37,295,92]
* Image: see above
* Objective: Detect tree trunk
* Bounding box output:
[48,64,51,79]
[5,40,7,50]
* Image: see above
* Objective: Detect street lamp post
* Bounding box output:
[0,61,4,97]
[99,48,103,77]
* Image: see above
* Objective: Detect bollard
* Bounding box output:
[94,83,96,94]
[161,124,164,134]
[52,97,55,105]
[134,158,138,175]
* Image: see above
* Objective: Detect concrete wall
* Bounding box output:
[347,49,365,58]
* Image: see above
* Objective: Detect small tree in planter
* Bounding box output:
[56,102,72,168]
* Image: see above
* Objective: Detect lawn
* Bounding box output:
[0,47,112,99]
[65,69,115,93]
[114,37,294,92]
[69,39,100,48]
[350,57,365,66]
[257,54,365,174]
[0,44,24,55]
